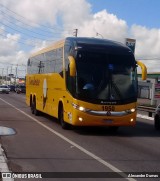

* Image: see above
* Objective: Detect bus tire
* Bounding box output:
[32,97,40,116]
[154,116,160,130]
[58,104,70,129]
[31,100,34,114]
[30,96,34,114]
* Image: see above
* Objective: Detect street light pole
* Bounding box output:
[96,32,104,38]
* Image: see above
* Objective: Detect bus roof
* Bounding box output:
[30,37,132,58]
[66,37,124,46]
[66,37,132,53]
[30,39,65,57]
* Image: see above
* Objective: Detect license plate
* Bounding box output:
[103,119,113,123]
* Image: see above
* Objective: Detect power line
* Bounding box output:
[0,3,79,48]
[0,21,57,41]
[0,3,64,32]
[0,11,53,38]
[0,4,74,46]
[0,31,60,48]
[0,8,63,37]
[0,32,35,47]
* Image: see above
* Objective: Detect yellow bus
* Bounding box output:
[26,37,147,129]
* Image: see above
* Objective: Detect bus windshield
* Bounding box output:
[75,50,137,104]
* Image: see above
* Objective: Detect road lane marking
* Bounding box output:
[0,98,136,181]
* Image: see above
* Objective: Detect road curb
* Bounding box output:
[0,144,13,181]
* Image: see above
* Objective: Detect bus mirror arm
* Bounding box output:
[137,61,147,80]
[68,56,76,77]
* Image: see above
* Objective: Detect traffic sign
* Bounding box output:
[125,38,136,54]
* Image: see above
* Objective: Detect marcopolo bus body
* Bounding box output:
[26,37,147,129]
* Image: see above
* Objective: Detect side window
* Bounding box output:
[38,61,45,74]
[30,57,39,74]
[45,50,56,73]
[37,54,45,74]
[64,45,72,70]
[28,48,64,75]
[27,59,31,66]
[55,47,63,74]
[29,54,45,74]
[27,59,31,74]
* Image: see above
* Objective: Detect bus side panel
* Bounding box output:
[26,74,43,109]
[26,73,66,119]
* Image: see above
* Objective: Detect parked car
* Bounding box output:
[0,85,10,94]
[15,85,26,94]
[8,85,16,92]
[154,104,160,130]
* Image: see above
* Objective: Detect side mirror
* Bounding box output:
[68,56,76,77]
[137,61,147,80]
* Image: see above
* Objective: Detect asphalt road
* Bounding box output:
[0,93,160,181]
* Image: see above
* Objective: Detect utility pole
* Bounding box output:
[0,68,4,84]
[6,67,8,85]
[73,29,78,37]
[15,64,18,85]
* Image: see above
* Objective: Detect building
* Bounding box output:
[138,73,160,106]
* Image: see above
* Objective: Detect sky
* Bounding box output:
[0,0,160,77]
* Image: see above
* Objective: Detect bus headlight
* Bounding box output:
[130,118,134,122]
[72,103,86,112]
[130,108,136,113]
[126,108,136,114]
[79,106,85,111]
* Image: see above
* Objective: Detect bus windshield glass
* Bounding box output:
[75,49,137,104]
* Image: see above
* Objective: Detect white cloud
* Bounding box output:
[0,50,28,78]
[2,0,91,27]
[131,25,160,57]
[130,25,160,72]
[0,26,27,77]
[2,0,58,26]
[30,40,48,54]
[72,10,128,42]
[59,0,91,27]
[0,32,20,56]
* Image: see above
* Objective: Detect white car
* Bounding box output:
[0,85,10,94]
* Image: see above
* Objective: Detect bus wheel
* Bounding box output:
[154,116,160,130]
[58,105,70,129]
[30,97,34,114]
[32,98,39,116]
[31,101,34,114]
